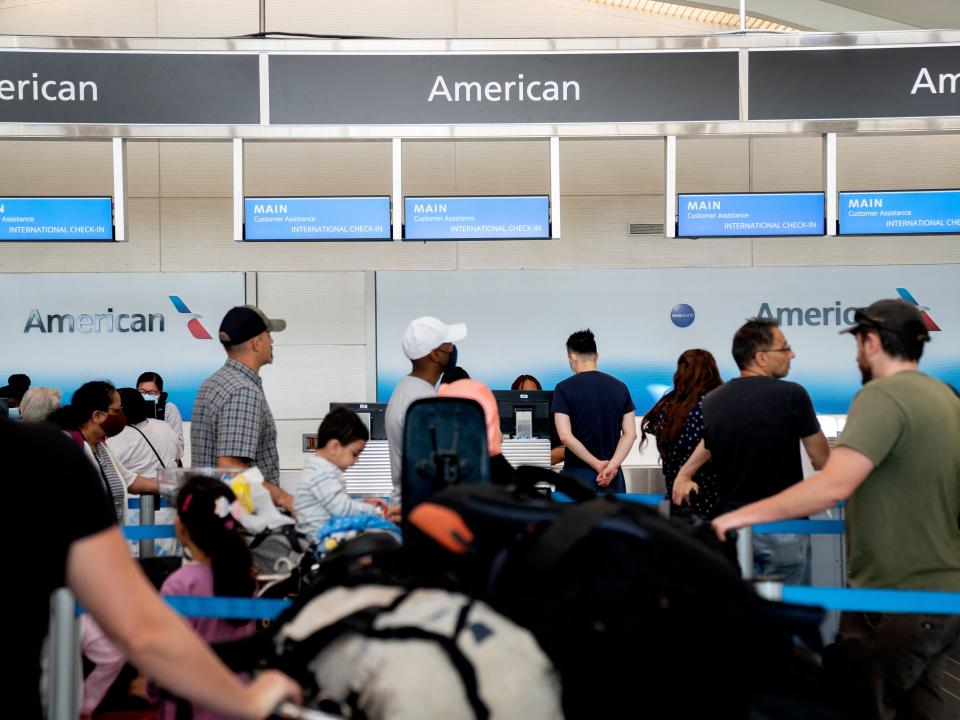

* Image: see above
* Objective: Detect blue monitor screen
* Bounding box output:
[0,197,113,241]
[244,196,391,240]
[678,192,825,237]
[839,190,960,235]
[404,196,550,240]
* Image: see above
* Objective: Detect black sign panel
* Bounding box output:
[270,52,740,125]
[750,46,960,120]
[0,51,260,124]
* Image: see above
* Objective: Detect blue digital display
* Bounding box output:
[839,190,960,235]
[678,193,824,237]
[404,196,550,240]
[244,197,391,240]
[0,197,113,241]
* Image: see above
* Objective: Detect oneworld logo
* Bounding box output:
[671,303,696,328]
[22,294,212,338]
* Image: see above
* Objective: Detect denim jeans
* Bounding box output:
[561,465,626,494]
[752,532,811,585]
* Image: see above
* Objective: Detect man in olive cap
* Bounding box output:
[714,299,960,719]
[192,305,293,511]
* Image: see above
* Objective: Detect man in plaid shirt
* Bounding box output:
[191,305,294,511]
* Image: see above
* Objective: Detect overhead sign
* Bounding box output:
[839,190,960,235]
[749,45,960,120]
[678,193,825,237]
[0,51,260,124]
[270,52,740,124]
[0,273,245,419]
[0,197,113,240]
[404,196,550,240]
[244,197,391,241]
[377,266,960,414]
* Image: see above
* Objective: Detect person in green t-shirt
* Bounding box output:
[713,298,960,720]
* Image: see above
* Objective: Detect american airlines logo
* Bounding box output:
[756,288,942,331]
[22,295,213,338]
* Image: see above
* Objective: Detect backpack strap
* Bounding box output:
[278,592,490,720]
[525,497,625,571]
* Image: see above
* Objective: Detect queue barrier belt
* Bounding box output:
[123,525,177,540]
[753,519,844,535]
[85,586,957,621]
[780,586,960,614]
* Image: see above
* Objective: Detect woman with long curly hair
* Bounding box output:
[640,349,723,517]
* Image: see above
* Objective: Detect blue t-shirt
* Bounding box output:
[552,370,635,472]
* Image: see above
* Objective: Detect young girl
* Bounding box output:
[294,406,391,539]
[153,474,258,720]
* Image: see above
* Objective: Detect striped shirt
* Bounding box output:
[294,456,380,538]
[190,359,279,485]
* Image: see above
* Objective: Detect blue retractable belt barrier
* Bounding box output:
[123,525,177,540]
[781,586,960,614]
[128,497,173,509]
[165,596,292,620]
[553,492,662,505]
[753,519,844,535]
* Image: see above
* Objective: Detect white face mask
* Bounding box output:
[141,393,158,403]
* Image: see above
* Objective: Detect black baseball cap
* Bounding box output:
[218,305,286,346]
[839,299,930,344]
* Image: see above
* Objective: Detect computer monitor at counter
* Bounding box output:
[328,402,388,441]
[492,390,554,439]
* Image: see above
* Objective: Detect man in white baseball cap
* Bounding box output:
[385,316,468,500]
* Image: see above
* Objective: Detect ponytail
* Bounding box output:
[176,475,255,623]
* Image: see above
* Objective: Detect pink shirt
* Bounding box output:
[154,563,255,720]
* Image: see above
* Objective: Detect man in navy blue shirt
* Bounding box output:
[552,329,637,493]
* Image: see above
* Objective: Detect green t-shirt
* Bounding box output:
[836,370,960,591]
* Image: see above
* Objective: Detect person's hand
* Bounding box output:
[597,462,619,488]
[364,497,389,514]
[386,505,402,523]
[593,460,610,487]
[712,513,739,542]
[671,474,699,506]
[276,490,295,514]
[241,670,302,720]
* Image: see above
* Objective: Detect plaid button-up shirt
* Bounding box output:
[190,359,279,485]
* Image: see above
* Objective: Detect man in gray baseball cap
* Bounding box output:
[192,305,294,511]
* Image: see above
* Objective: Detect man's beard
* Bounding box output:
[858,359,872,385]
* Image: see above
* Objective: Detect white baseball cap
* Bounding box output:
[401,316,468,360]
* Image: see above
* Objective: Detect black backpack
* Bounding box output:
[405,468,836,719]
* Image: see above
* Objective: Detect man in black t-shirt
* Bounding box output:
[553,329,637,493]
[7,418,300,719]
[673,318,829,584]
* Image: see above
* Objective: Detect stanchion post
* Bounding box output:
[48,587,81,720]
[737,526,754,580]
[139,494,157,558]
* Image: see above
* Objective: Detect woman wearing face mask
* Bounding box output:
[53,381,160,524]
[136,372,184,450]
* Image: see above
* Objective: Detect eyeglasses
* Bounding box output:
[138,389,161,397]
[763,345,793,354]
